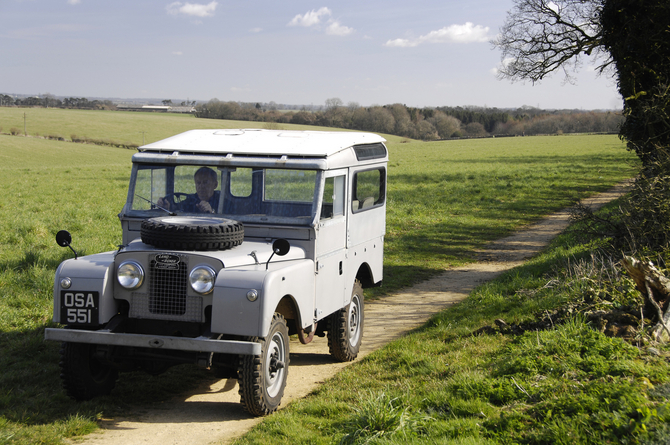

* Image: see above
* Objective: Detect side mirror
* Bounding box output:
[266,239,290,269]
[272,239,290,256]
[56,230,78,259]
[56,230,72,247]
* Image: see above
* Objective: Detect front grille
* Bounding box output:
[149,255,188,315]
[128,254,204,323]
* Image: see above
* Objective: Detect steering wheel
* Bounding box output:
[163,192,190,204]
[154,192,190,211]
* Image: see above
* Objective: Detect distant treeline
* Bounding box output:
[0,94,116,110]
[195,99,623,140]
[1,93,623,140]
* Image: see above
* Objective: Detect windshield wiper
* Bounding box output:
[135,194,175,215]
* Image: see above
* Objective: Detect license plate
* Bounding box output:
[60,291,99,325]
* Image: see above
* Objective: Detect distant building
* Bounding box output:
[168,106,196,113]
[116,105,195,114]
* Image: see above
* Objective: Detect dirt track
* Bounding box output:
[73,182,631,445]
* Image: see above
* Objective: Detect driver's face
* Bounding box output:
[194,172,217,200]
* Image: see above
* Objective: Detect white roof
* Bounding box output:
[139,129,386,157]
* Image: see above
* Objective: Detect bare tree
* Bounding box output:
[387,104,413,137]
[350,107,371,131]
[368,106,395,134]
[429,111,462,139]
[492,0,609,84]
[347,101,360,111]
[464,122,488,138]
[43,93,59,108]
[416,120,438,141]
[324,97,343,111]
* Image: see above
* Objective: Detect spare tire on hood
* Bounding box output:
[141,216,244,251]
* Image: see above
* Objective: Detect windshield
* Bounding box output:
[128,165,319,225]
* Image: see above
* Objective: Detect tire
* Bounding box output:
[328,279,364,362]
[59,342,118,401]
[238,313,289,416]
[140,216,244,251]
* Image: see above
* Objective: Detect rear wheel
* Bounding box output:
[328,279,364,362]
[238,313,289,416]
[60,342,118,400]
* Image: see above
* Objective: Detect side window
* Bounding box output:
[352,168,385,212]
[321,175,345,220]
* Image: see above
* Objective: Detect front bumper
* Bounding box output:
[44,328,261,355]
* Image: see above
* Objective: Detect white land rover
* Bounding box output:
[45,129,388,415]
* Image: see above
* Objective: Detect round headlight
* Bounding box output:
[189,265,216,294]
[117,261,144,289]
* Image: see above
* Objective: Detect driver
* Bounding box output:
[157,167,220,213]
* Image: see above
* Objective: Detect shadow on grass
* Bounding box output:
[0,325,257,429]
[0,249,75,274]
[0,326,91,426]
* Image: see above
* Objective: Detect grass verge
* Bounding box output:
[233,200,670,445]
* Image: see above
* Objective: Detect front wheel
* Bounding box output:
[59,342,118,400]
[238,313,289,416]
[328,279,364,362]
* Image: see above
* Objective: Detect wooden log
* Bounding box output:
[622,256,670,342]
[622,256,670,297]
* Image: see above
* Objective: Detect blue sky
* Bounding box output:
[0,0,622,110]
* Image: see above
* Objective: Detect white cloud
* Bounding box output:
[173,51,183,56]
[385,38,413,48]
[67,0,81,5]
[287,7,354,36]
[385,22,490,47]
[166,1,218,18]
[424,23,490,43]
[326,21,353,36]
[288,7,331,27]
[249,27,263,33]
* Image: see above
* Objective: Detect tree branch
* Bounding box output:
[492,0,608,83]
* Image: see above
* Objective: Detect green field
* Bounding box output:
[383,134,635,292]
[0,109,640,444]
[0,107,358,147]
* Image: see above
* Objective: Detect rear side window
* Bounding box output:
[353,143,387,161]
[352,168,385,212]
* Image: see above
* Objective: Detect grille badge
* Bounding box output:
[154,254,180,270]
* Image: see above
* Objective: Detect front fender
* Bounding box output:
[52,252,117,325]
[210,259,315,338]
